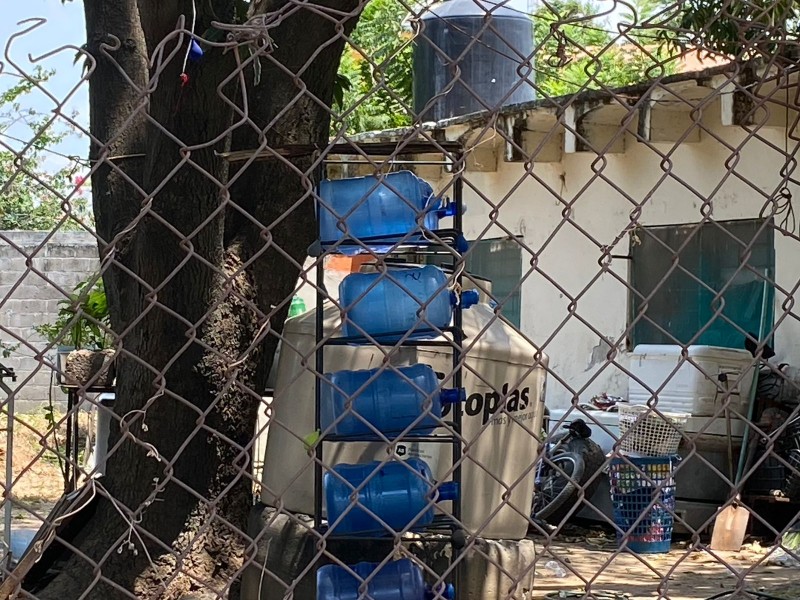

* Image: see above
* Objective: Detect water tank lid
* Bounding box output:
[421,0,529,20]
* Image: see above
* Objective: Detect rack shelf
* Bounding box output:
[316,228,468,253]
[318,514,463,541]
[322,326,462,347]
[321,432,460,444]
[312,141,465,598]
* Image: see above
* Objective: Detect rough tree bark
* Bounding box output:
[30,0,361,598]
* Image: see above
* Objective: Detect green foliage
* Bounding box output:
[533,0,678,97]
[0,341,18,359]
[0,67,90,231]
[664,0,798,57]
[34,276,110,350]
[334,0,414,133]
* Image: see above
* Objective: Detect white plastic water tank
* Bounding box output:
[260,303,547,540]
[628,345,756,416]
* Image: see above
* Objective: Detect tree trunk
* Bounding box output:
[31,1,360,598]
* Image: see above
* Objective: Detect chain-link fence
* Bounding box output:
[1,0,800,598]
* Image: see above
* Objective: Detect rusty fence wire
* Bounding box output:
[1,0,800,599]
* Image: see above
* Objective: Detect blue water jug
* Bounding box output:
[316,558,455,600]
[339,265,479,340]
[325,458,458,536]
[320,364,465,438]
[318,171,456,254]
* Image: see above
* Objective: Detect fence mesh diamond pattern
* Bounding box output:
[1,1,800,599]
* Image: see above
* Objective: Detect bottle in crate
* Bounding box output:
[339,265,479,340]
[316,558,455,600]
[317,171,456,254]
[320,364,465,438]
[325,458,458,536]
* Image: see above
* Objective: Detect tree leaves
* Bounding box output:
[0,67,90,231]
[667,0,798,58]
[533,0,679,98]
[34,277,110,350]
[334,0,414,133]
[333,73,353,110]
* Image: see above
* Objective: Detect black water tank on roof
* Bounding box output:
[413,0,536,122]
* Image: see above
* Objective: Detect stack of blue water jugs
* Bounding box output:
[316,172,469,598]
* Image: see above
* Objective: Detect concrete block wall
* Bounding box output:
[0,231,100,412]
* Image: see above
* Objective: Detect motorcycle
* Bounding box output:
[531,416,606,525]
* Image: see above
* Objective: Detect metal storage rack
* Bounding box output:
[312,141,467,597]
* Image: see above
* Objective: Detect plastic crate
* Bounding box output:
[747,453,785,494]
[784,417,800,451]
[618,405,688,456]
[783,449,800,501]
[609,456,677,554]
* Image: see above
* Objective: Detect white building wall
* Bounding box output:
[430,115,798,408]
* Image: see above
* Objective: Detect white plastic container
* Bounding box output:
[546,408,620,454]
[260,303,547,540]
[628,345,756,417]
[545,407,748,449]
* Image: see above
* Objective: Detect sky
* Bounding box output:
[0,0,88,167]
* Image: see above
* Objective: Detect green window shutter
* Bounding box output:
[630,219,774,349]
[419,237,523,328]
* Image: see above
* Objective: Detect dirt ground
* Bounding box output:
[1,413,797,599]
[0,411,90,530]
[532,536,800,600]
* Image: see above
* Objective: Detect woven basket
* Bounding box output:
[618,404,688,456]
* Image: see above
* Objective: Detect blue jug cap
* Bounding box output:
[455,234,469,253]
[435,202,458,219]
[450,289,479,307]
[461,290,479,308]
[440,388,466,404]
[436,482,459,502]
